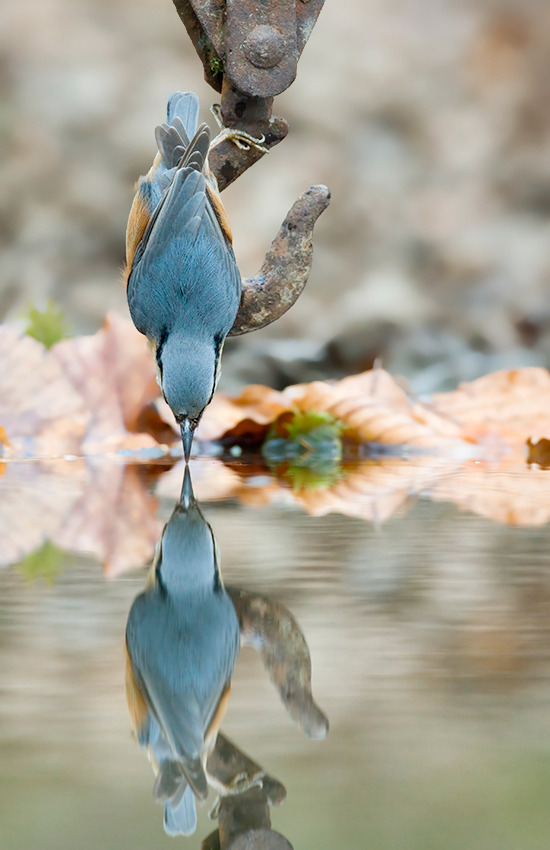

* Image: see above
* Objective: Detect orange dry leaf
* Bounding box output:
[206,456,550,528]
[0,326,87,456]
[295,458,457,524]
[52,460,162,576]
[196,385,288,443]
[0,460,85,566]
[200,369,466,451]
[1,314,167,457]
[52,312,161,453]
[4,311,550,462]
[202,366,550,459]
[3,455,550,574]
[284,370,463,447]
[432,368,550,457]
[430,461,550,526]
[0,457,162,572]
[0,427,11,450]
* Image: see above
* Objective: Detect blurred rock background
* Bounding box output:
[2,0,550,394]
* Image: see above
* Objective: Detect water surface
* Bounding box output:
[2,458,550,849]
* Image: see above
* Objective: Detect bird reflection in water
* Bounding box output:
[125,466,328,846]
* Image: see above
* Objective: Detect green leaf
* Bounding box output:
[281,458,344,491]
[18,541,65,584]
[262,409,345,491]
[24,300,69,349]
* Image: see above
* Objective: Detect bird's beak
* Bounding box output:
[180,417,195,463]
[179,465,195,509]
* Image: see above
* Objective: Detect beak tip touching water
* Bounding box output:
[180,419,194,463]
[180,465,195,509]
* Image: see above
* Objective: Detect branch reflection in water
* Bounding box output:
[124,466,328,847]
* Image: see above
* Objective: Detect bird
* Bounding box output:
[124,91,242,461]
[125,467,240,835]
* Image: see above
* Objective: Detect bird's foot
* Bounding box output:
[208,770,265,820]
[210,104,269,153]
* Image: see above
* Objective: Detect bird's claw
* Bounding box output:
[213,127,269,153]
[210,104,269,153]
[208,770,265,820]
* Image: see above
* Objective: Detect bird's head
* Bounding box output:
[158,330,222,461]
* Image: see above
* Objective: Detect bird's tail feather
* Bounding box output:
[181,754,209,801]
[167,91,199,138]
[155,120,211,172]
[153,757,202,836]
[153,759,186,805]
[163,784,197,836]
[180,125,210,171]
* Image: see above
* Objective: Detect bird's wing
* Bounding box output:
[131,122,209,258]
[131,166,206,267]
[127,171,241,340]
[130,122,231,269]
[150,689,208,800]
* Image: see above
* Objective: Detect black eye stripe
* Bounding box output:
[204,332,224,407]
[155,328,170,382]
[156,328,169,365]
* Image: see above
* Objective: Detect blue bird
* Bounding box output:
[125,92,242,460]
[125,468,240,835]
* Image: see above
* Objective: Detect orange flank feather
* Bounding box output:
[206,182,233,245]
[204,681,232,750]
[124,187,152,284]
[123,155,163,283]
[125,643,149,737]
[123,160,232,286]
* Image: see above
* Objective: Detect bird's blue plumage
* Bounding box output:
[125,474,240,835]
[163,783,197,836]
[138,715,197,836]
[126,91,241,432]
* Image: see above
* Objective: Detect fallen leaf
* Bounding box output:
[0,314,173,457]
[154,455,550,531]
[0,326,87,456]
[430,461,550,526]
[197,385,288,443]
[295,458,456,524]
[51,312,162,453]
[0,427,11,451]
[3,451,550,575]
[200,369,466,452]
[527,438,550,468]
[0,460,84,566]
[24,300,69,349]
[202,367,550,463]
[19,540,66,584]
[5,313,550,462]
[432,368,550,457]
[0,458,162,574]
[51,459,162,577]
